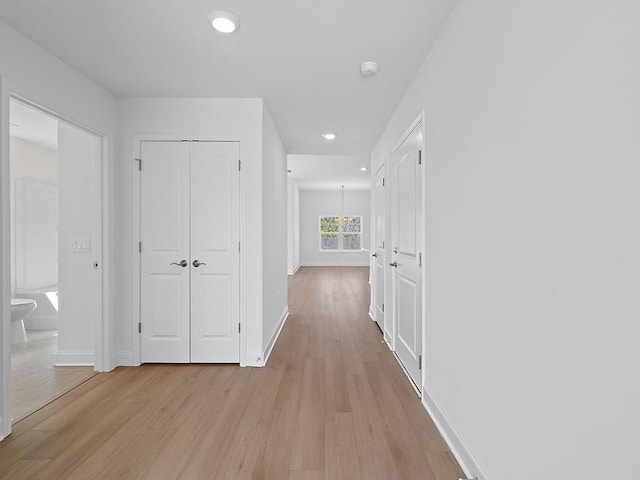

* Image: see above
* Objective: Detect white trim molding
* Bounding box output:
[131,133,249,367]
[55,350,95,367]
[421,387,490,480]
[116,351,136,367]
[262,306,289,366]
[287,264,301,276]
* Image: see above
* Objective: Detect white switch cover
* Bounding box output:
[70,237,91,253]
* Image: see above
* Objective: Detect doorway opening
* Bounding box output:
[8,98,101,423]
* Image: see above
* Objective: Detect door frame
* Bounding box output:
[132,134,247,366]
[371,162,386,333]
[387,111,426,395]
[0,77,112,439]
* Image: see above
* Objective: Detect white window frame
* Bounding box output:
[319,214,363,252]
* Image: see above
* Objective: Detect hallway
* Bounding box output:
[0,267,462,479]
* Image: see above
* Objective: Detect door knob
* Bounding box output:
[389,261,398,268]
[372,253,378,257]
[192,259,207,268]
[170,259,188,268]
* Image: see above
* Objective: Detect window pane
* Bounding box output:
[321,233,339,250]
[343,233,361,250]
[342,216,361,233]
[320,216,340,233]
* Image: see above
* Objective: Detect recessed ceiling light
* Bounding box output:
[322,133,336,140]
[208,11,240,33]
[360,167,368,171]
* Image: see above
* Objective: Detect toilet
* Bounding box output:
[10,298,37,345]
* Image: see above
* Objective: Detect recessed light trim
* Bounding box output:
[208,11,240,33]
[322,133,337,140]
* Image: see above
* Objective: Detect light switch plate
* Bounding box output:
[70,237,91,253]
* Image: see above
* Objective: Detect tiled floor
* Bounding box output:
[11,330,96,423]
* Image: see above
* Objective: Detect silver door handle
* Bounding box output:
[389,261,398,268]
[192,259,207,268]
[170,259,188,268]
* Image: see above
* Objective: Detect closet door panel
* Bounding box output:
[189,142,240,363]
[140,141,191,363]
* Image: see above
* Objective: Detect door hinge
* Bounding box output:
[418,252,422,268]
[382,241,385,249]
[138,322,142,334]
[418,150,422,165]
[138,241,142,253]
[419,354,422,370]
[238,323,241,333]
[135,158,142,171]
[238,241,241,253]
[382,178,385,187]
[238,160,241,171]
[382,303,384,313]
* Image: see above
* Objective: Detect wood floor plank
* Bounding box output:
[325,412,362,480]
[290,356,325,471]
[287,470,324,480]
[346,373,400,480]
[0,266,464,480]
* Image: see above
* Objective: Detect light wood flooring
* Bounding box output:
[11,331,96,423]
[0,266,464,479]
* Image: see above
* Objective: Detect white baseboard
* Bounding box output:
[55,350,95,367]
[288,264,301,276]
[368,307,375,321]
[262,307,289,366]
[421,387,490,480]
[116,350,137,367]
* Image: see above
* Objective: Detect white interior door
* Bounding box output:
[391,124,423,391]
[190,142,240,363]
[140,141,240,363]
[140,141,191,363]
[373,164,386,332]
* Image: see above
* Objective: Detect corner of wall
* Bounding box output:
[421,387,490,480]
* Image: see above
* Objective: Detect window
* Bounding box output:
[320,215,362,251]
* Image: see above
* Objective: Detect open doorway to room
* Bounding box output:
[8,98,101,423]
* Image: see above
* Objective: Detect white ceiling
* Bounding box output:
[289,155,370,191]
[10,99,58,150]
[0,0,456,155]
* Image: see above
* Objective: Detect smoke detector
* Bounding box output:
[360,61,378,77]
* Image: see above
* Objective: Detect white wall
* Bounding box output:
[56,122,101,365]
[0,19,116,438]
[262,107,288,356]
[287,177,300,275]
[115,97,267,367]
[299,189,370,266]
[373,1,640,479]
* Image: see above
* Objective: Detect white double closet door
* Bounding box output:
[140,141,240,363]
